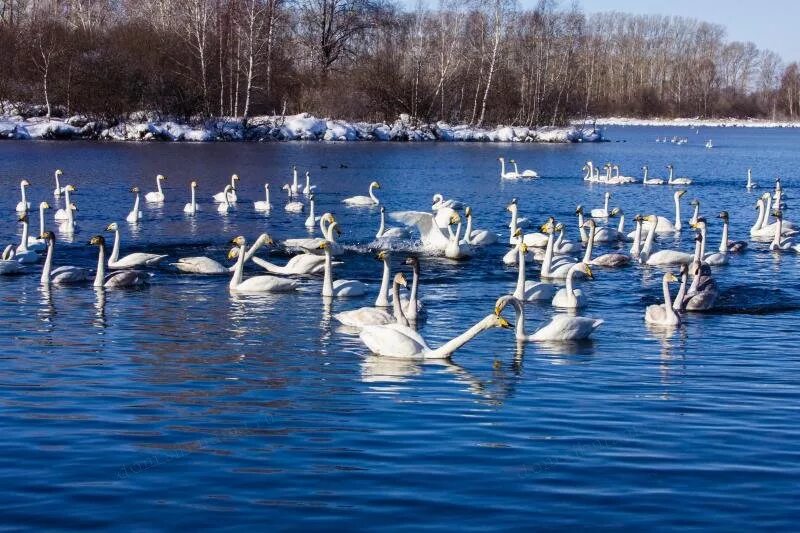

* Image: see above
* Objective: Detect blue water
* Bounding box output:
[1,127,799,529]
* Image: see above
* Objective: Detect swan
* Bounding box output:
[461,207,498,246]
[53,169,66,197]
[768,210,800,252]
[688,198,701,226]
[716,211,747,252]
[502,228,537,266]
[511,160,539,178]
[591,208,626,243]
[289,165,300,195]
[89,235,149,288]
[218,185,234,214]
[15,179,30,212]
[14,215,40,264]
[582,219,631,267]
[394,256,423,320]
[645,272,682,326]
[126,187,143,223]
[445,213,474,260]
[302,171,316,196]
[253,184,272,212]
[498,157,519,179]
[39,231,91,285]
[213,174,239,202]
[105,222,168,268]
[172,256,228,274]
[376,206,410,240]
[640,216,696,266]
[611,165,637,184]
[304,195,318,228]
[582,161,595,181]
[373,251,394,307]
[183,181,200,214]
[591,192,612,218]
[552,262,593,308]
[335,273,410,328]
[227,235,298,292]
[431,193,464,211]
[752,195,796,238]
[553,224,582,253]
[772,179,785,210]
[628,190,687,238]
[389,210,449,251]
[690,218,728,265]
[495,295,603,341]
[0,245,23,275]
[746,169,758,190]
[600,163,626,185]
[251,250,327,276]
[144,174,166,202]
[666,164,693,185]
[284,215,342,255]
[359,305,510,359]
[642,165,665,185]
[629,214,648,258]
[54,185,76,221]
[344,181,380,206]
[283,184,305,212]
[58,201,77,233]
[23,202,49,251]
[540,223,580,280]
[319,241,366,297]
[511,240,557,301]
[506,198,532,231]
[682,263,719,311]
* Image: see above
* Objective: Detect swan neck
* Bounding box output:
[94,244,106,287]
[541,231,555,276]
[376,257,390,307]
[230,243,246,288]
[674,195,682,229]
[391,279,409,327]
[631,221,642,256]
[322,248,333,296]
[577,212,587,241]
[41,241,53,284]
[720,222,728,252]
[565,265,576,295]
[20,219,29,249]
[514,243,526,299]
[582,225,594,263]
[39,205,46,235]
[377,210,385,238]
[673,271,687,311]
[641,222,656,260]
[110,229,120,263]
[369,184,378,204]
[617,214,625,233]
[408,262,419,307]
[427,314,496,358]
[662,276,676,319]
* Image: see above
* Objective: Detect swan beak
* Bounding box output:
[376,251,387,260]
[666,273,679,282]
[513,228,522,237]
[227,248,238,260]
[497,315,511,329]
[585,266,594,279]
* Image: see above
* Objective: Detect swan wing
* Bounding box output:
[111,253,167,269]
[335,307,394,327]
[359,324,428,357]
[51,266,90,284]
[105,269,149,287]
[234,275,298,292]
[530,315,603,341]
[332,279,367,296]
[523,281,558,301]
[389,211,449,248]
[172,257,227,274]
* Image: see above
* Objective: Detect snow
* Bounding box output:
[582,116,800,128]
[0,102,605,143]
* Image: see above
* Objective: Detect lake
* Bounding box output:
[0,127,799,529]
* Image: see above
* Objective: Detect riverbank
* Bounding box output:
[582,116,800,128]
[0,108,602,143]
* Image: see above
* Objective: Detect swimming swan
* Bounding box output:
[89,235,150,288]
[343,181,380,206]
[335,273,409,328]
[495,295,603,341]
[39,231,91,285]
[228,235,298,292]
[320,241,367,297]
[184,181,200,214]
[254,184,272,212]
[144,174,166,202]
[645,272,681,326]
[105,222,167,269]
[213,174,239,202]
[126,187,143,223]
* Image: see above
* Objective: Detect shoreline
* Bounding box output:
[581,117,800,128]
[0,111,602,144]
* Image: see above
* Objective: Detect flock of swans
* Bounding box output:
[0,160,792,360]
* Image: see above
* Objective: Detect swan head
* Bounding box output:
[690,198,699,206]
[642,165,648,170]
[191,181,197,187]
[676,190,687,198]
[540,217,555,233]
[575,205,583,215]
[370,181,381,189]
[305,171,310,177]
[55,169,62,176]
[69,203,78,211]
[666,164,673,169]
[690,217,707,229]
[575,262,593,279]
[88,235,105,246]
[256,233,274,246]
[582,218,597,229]
[40,230,55,242]
[773,209,783,220]
[608,207,621,218]
[717,211,729,221]
[465,206,472,217]
[65,184,76,192]
[646,215,658,223]
[232,174,240,181]
[157,174,166,181]
[404,256,419,267]
[376,250,389,261]
[264,183,269,189]
[554,222,565,233]
[432,193,443,203]
[497,157,504,162]
[633,214,644,223]
[665,272,678,283]
[449,213,461,225]
[130,186,140,193]
[506,198,518,211]
[40,201,50,209]
[282,184,290,191]
[18,213,28,223]
[513,228,523,238]
[105,222,119,232]
[393,272,407,288]
[492,296,515,326]
[322,212,336,223]
[20,179,29,187]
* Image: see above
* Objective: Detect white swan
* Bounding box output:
[303,171,316,196]
[218,185,234,214]
[502,228,536,266]
[512,240,557,301]
[582,161,595,181]
[320,241,366,297]
[89,235,149,288]
[540,223,579,280]
[642,165,665,185]
[0,245,23,275]
[126,187,143,223]
[751,195,796,238]
[289,165,300,195]
[359,308,510,359]
[172,256,228,274]
[666,164,693,185]
[283,184,305,212]
[344,181,380,206]
[611,165,637,184]
[768,210,800,253]
[213,174,239,202]
[495,295,603,341]
[54,185,76,221]
[431,193,464,211]
[15,179,30,212]
[14,215,40,264]
[498,157,519,179]
[304,195,318,228]
[228,235,298,292]
[591,192,612,218]
[582,219,631,267]
[628,190,686,238]
[553,224,582,253]
[511,160,539,178]
[690,217,728,265]
[250,251,327,276]
[639,216,695,266]
[688,198,701,226]
[284,214,341,254]
[374,250,393,307]
[592,208,625,243]
[53,169,66,197]
[746,168,758,190]
[105,222,168,269]
[23,202,49,251]
[254,184,272,212]
[445,213,474,260]
[39,231,91,285]
[376,206,410,240]
[506,198,532,231]
[461,207,498,246]
[144,174,166,202]
[335,273,409,328]
[389,210,449,251]
[552,262,593,308]
[716,211,747,252]
[396,256,422,320]
[58,201,77,233]
[645,272,681,326]
[184,181,199,214]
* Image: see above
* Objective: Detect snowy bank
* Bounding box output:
[0,108,603,143]
[581,116,800,128]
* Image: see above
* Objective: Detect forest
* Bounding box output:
[2,0,800,126]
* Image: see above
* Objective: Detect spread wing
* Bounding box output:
[389,211,449,248]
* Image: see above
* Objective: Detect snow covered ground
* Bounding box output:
[583,116,800,128]
[0,105,602,143]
